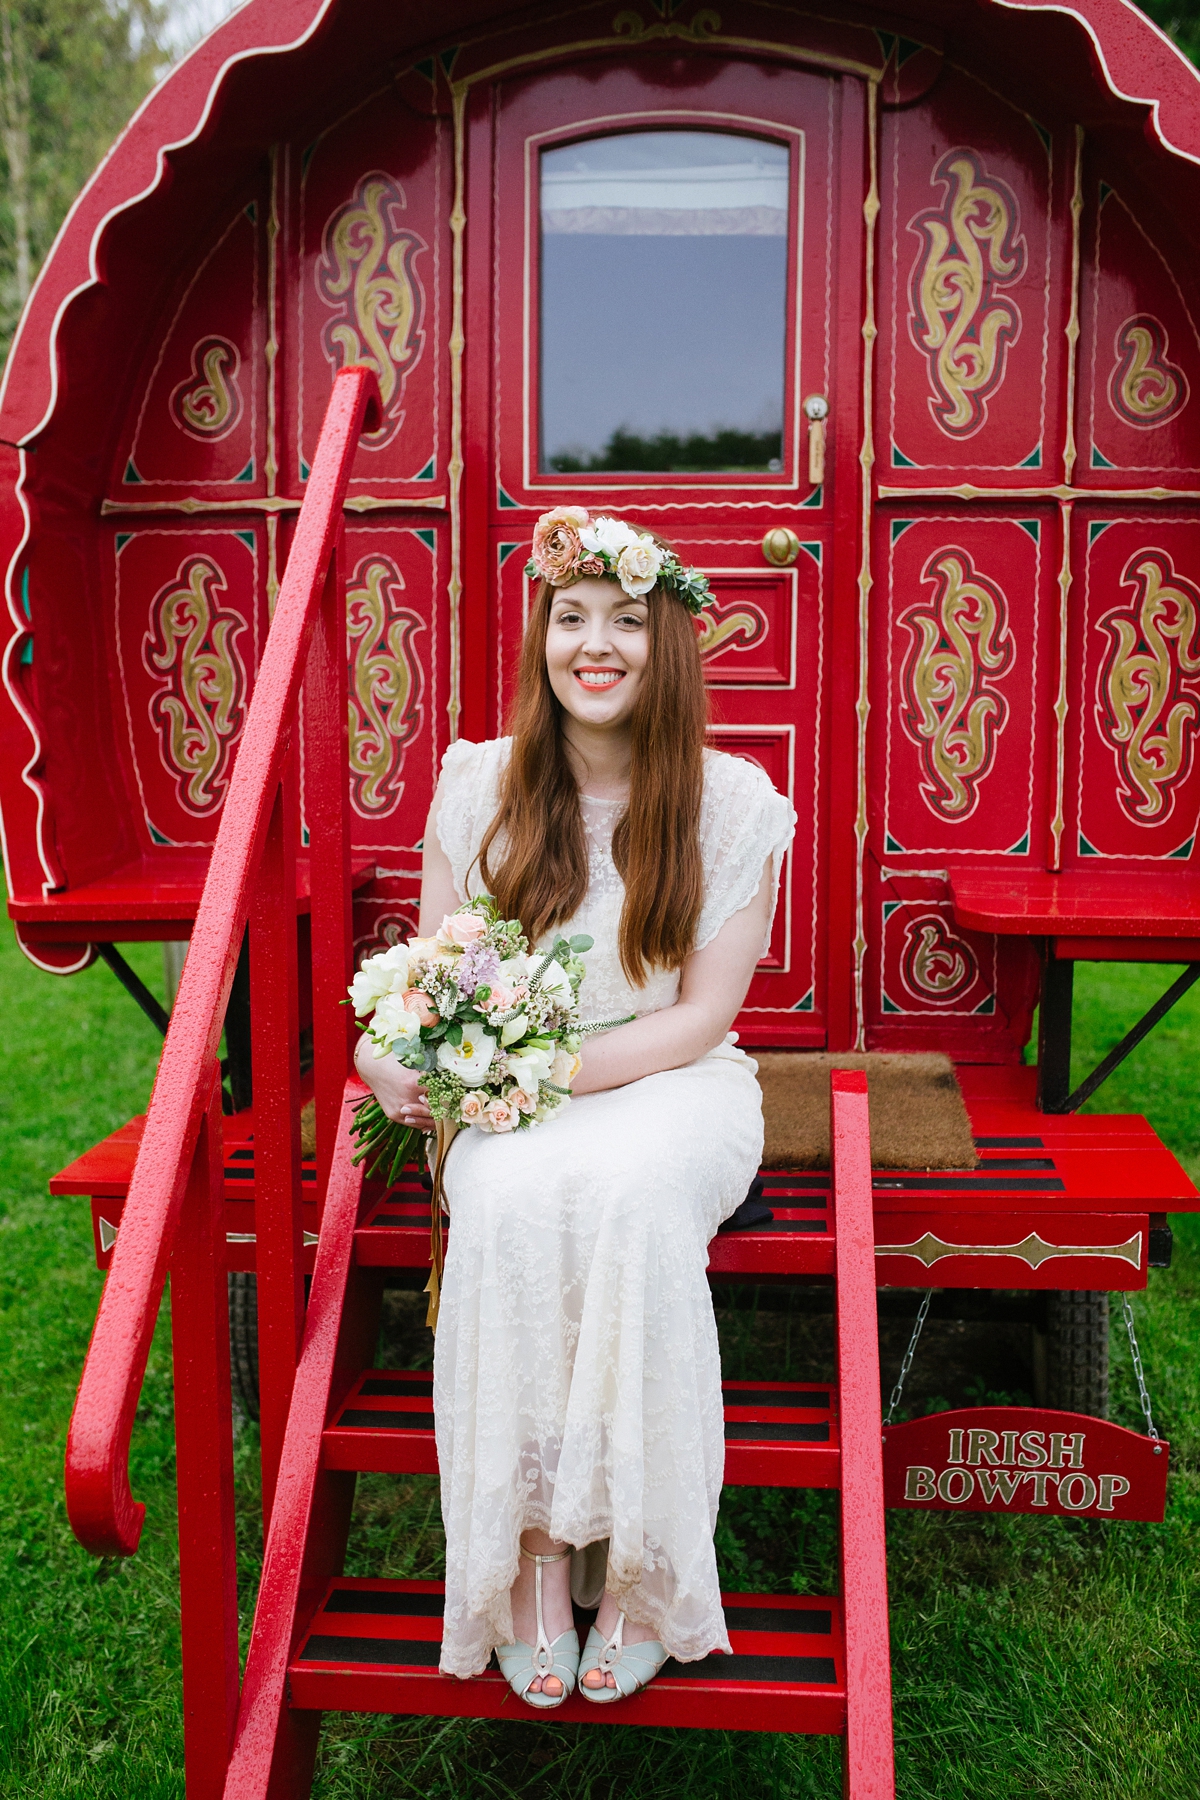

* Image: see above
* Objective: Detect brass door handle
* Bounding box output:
[804,394,829,486]
[762,527,800,566]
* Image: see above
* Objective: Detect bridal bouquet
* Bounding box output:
[346,897,594,1183]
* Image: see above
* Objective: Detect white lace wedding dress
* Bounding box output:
[432,737,795,1677]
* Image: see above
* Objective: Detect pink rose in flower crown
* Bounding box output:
[484,1096,516,1132]
[459,1092,485,1124]
[438,911,489,947]
[402,988,439,1028]
[531,505,590,587]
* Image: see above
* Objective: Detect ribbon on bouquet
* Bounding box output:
[425,1117,459,1332]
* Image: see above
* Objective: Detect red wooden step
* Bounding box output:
[322,1371,839,1487]
[289,1578,845,1732]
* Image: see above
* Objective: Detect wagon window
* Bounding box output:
[539,129,790,475]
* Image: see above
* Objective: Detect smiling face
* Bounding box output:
[543,576,650,731]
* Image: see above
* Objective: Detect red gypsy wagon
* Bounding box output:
[2,0,1200,1790]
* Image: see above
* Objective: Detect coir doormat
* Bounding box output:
[754,1051,978,1170]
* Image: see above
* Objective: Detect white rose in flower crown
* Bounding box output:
[581,515,641,559]
[369,991,422,1056]
[437,1027,497,1085]
[347,943,414,1014]
[437,910,489,948]
[615,537,663,598]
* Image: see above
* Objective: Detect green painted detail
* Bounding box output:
[881,990,901,1014]
[301,824,311,847]
[148,823,173,846]
[799,542,822,565]
[439,46,460,74]
[891,443,917,468]
[890,519,915,543]
[800,483,823,508]
[1089,520,1114,543]
[1030,119,1052,153]
[498,542,521,566]
[498,485,520,509]
[20,567,30,619]
[1169,836,1195,860]
[1006,832,1030,855]
[792,988,814,1012]
[414,529,436,552]
[301,142,318,178]
[245,201,257,223]
[19,637,31,665]
[897,36,924,64]
[1099,181,1113,205]
[234,459,255,483]
[1079,833,1101,857]
[876,30,897,55]
[885,832,905,853]
[882,900,900,921]
[414,457,436,481]
[1018,445,1042,468]
[300,459,311,482]
[115,533,132,553]
[414,57,435,81]
[1091,445,1116,469]
[973,995,996,1015]
[235,531,256,551]
[124,459,143,485]
[1017,519,1040,542]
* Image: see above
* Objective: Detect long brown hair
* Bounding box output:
[479,545,707,985]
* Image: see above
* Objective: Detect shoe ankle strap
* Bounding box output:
[520,1545,571,1566]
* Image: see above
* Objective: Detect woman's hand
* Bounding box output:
[353,1032,435,1132]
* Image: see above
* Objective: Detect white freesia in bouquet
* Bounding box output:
[346,896,597,1184]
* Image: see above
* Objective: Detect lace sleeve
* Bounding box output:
[695,752,797,953]
[434,738,510,900]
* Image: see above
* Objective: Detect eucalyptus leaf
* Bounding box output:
[569,935,594,952]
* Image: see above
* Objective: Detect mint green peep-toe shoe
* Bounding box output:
[494,1547,580,1710]
[578,1611,669,1703]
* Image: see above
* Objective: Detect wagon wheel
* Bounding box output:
[228,1272,260,1423]
[1039,1291,1109,1418]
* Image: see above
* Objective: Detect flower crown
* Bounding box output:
[525,506,713,616]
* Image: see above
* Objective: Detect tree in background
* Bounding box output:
[0,0,167,347]
[1141,0,1200,63]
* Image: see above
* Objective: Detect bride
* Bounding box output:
[355,506,794,1707]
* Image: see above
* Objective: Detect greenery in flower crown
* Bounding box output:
[524,506,714,616]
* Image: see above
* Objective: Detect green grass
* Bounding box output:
[1,931,1198,1795]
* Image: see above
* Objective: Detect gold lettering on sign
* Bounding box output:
[143,555,248,815]
[1096,550,1200,823]
[170,335,243,440]
[899,549,1014,820]
[909,150,1027,437]
[1109,315,1188,429]
[317,173,427,449]
[347,556,425,817]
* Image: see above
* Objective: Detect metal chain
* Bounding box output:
[1121,1295,1160,1441]
[884,1289,933,1425]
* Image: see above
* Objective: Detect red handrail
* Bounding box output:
[832,1069,896,1798]
[65,367,382,1558]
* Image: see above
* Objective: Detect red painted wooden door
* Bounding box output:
[462,56,870,1048]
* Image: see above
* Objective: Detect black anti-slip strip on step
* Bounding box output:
[335,1409,433,1431]
[724,1607,832,1635]
[359,1378,433,1397]
[974,1136,1046,1149]
[324,1589,445,1617]
[722,1388,830,1409]
[977,1158,1055,1170]
[763,1177,831,1190]
[299,1636,443,1667]
[754,1219,828,1233]
[659,1654,837,1685]
[724,1421,829,1443]
[872,1175,1064,1192]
